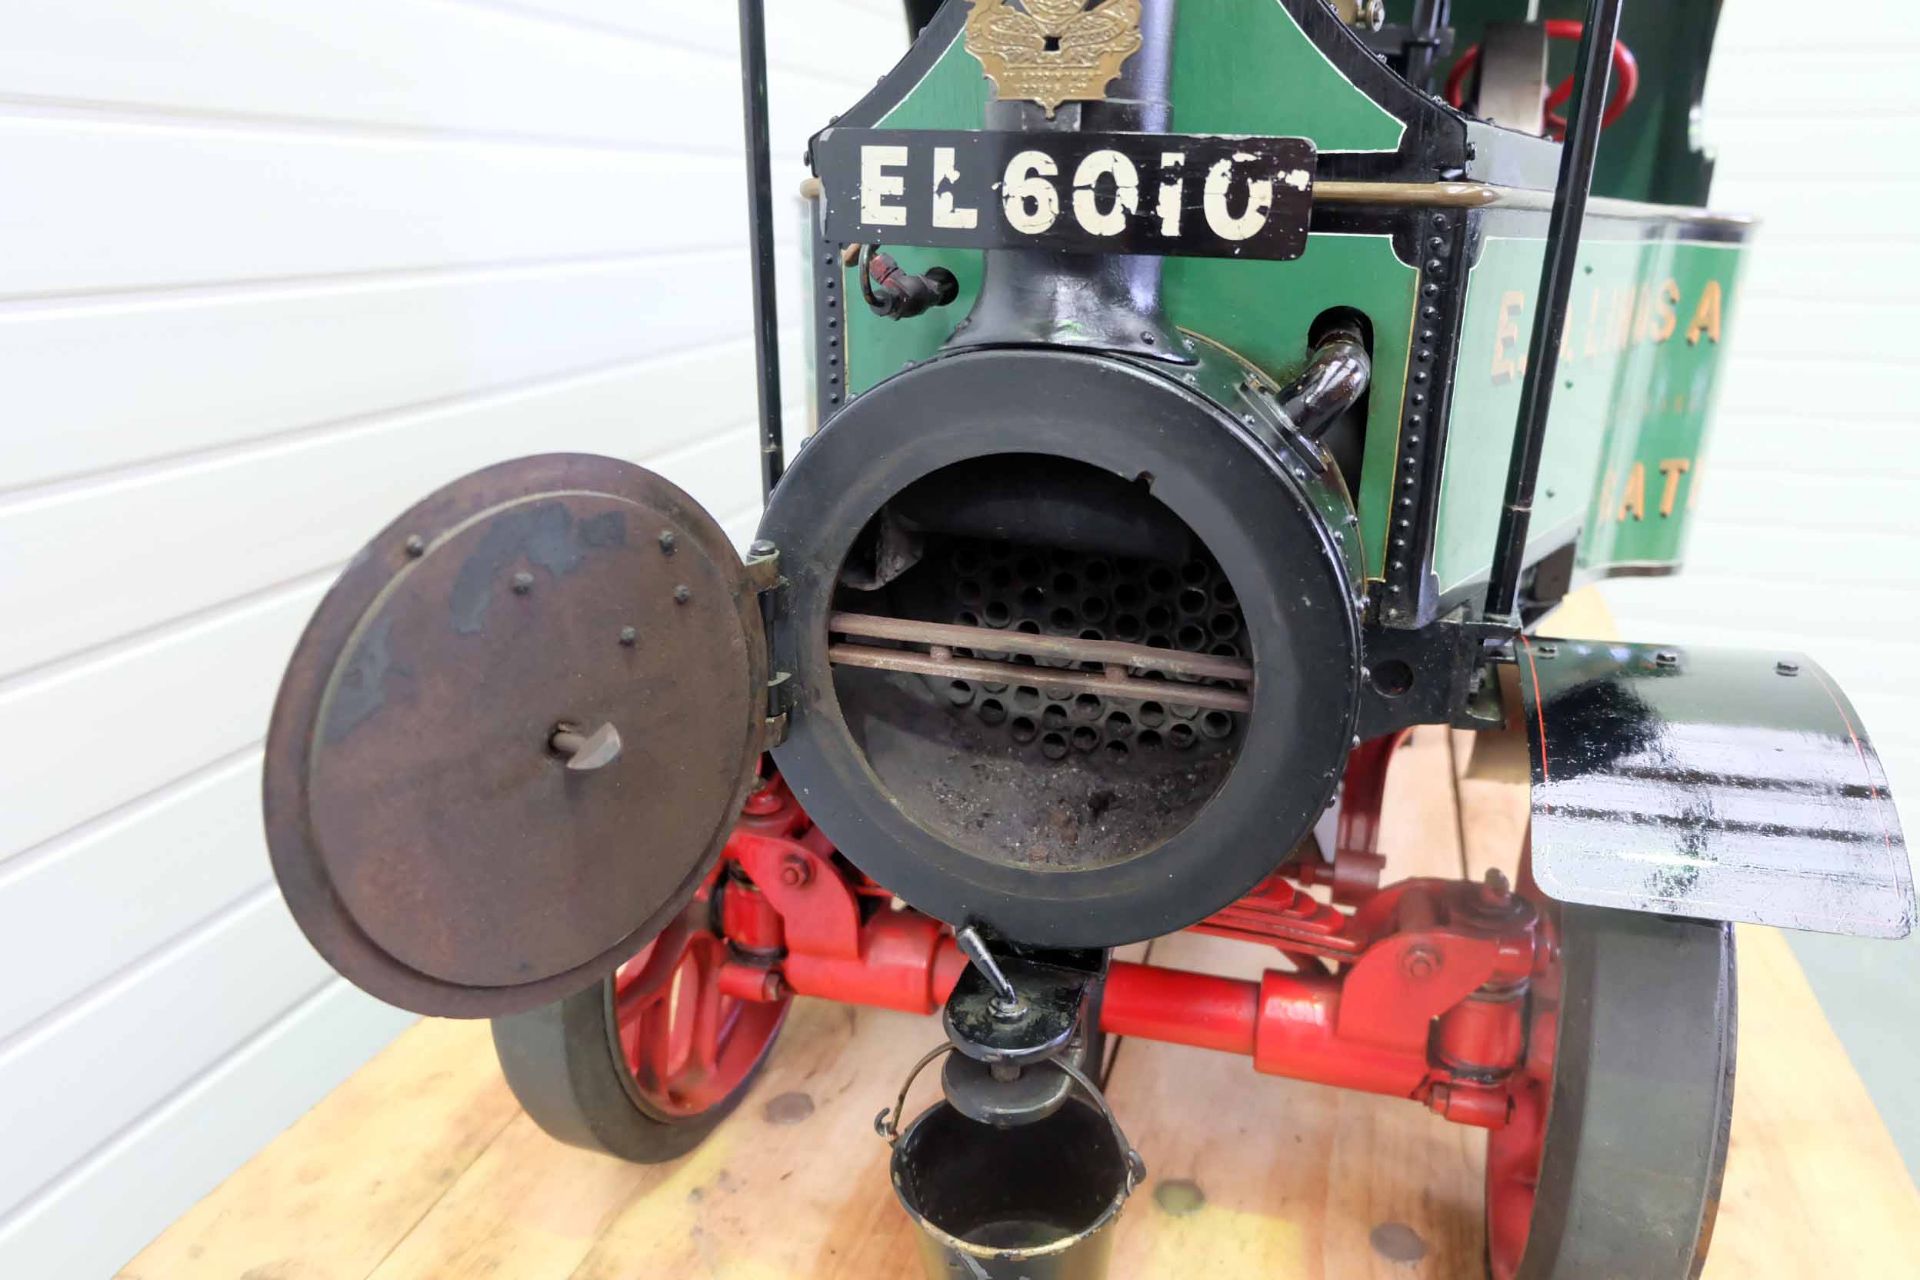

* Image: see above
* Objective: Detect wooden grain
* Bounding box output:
[122,596,1919,1278]
[119,1017,520,1280]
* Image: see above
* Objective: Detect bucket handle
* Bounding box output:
[874,1042,1148,1192]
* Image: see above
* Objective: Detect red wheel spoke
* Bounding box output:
[610,895,790,1120]
[688,949,727,1077]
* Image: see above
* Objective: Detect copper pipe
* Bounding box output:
[826,645,1253,714]
[828,611,1250,683]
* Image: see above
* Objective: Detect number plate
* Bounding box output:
[814,128,1316,261]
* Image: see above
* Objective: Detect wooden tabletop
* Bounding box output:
[125,597,1920,1278]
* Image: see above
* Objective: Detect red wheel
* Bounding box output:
[1483,880,1734,1279]
[614,916,788,1119]
[1484,901,1559,1280]
[1445,22,1639,140]
[491,899,791,1163]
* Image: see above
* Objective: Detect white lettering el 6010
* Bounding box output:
[829,130,1316,262]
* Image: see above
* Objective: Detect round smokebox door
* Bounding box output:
[264,454,769,1017]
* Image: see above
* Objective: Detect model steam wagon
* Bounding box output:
[261,2,1913,1276]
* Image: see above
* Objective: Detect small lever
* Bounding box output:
[955,926,1026,1020]
[550,722,622,772]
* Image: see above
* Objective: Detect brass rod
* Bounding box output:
[1314,180,1752,226]
[826,645,1254,714]
[828,611,1251,683]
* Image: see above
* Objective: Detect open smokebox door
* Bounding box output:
[262,454,778,1018]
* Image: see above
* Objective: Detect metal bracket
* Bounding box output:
[746,540,791,746]
[765,671,793,748]
[1356,613,1513,740]
[743,541,782,593]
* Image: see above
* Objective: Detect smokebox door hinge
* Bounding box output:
[746,541,791,746]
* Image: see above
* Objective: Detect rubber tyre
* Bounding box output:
[491,973,788,1164]
[1506,905,1737,1279]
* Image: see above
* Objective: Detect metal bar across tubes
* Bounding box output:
[1483,0,1625,619]
[827,645,1253,714]
[829,612,1253,683]
[736,0,785,499]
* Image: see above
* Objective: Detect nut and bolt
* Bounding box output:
[1654,649,1680,668]
[779,855,812,887]
[1479,867,1512,906]
[673,585,692,605]
[1776,660,1800,677]
[511,571,534,594]
[1402,945,1442,980]
[658,530,677,555]
[618,626,638,646]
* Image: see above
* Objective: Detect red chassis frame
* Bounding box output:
[617,735,1554,1277]
[698,734,1547,1134]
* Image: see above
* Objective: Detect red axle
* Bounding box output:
[720,757,1536,1132]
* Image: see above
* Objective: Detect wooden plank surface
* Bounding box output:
[124,598,1920,1279]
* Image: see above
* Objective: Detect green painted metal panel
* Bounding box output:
[1163,237,1416,580]
[1435,232,1748,595]
[1169,0,1404,152]
[846,2,1420,580]
[844,31,994,396]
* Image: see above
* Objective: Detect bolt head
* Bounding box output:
[511,571,534,594]
[618,626,638,646]
[658,530,677,554]
[403,534,426,558]
[1776,660,1801,676]
[1402,946,1441,980]
[673,585,692,605]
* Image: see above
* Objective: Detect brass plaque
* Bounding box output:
[964,0,1143,117]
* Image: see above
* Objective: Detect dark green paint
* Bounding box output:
[838,1,1745,593]
[848,3,1416,575]
[1436,232,1746,593]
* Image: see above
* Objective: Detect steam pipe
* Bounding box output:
[1275,328,1372,440]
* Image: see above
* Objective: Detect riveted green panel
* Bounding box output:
[1163,237,1417,579]
[1436,232,1748,595]
[1170,0,1404,151]
[844,4,1420,579]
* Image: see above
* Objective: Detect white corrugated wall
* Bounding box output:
[1601,5,1920,808]
[0,2,902,1274]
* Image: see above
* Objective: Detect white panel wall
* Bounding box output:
[0,2,904,1274]
[1600,2,1920,816]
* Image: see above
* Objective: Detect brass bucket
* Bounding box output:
[878,1047,1144,1280]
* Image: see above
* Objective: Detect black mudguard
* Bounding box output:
[1515,639,1913,939]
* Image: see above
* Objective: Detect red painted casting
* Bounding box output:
[692,748,1548,1151]
[642,745,1562,1262]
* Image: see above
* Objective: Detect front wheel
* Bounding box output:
[491,906,790,1163]
[1486,902,1736,1280]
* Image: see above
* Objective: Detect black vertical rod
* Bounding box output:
[1483,0,1623,619]
[737,0,785,499]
